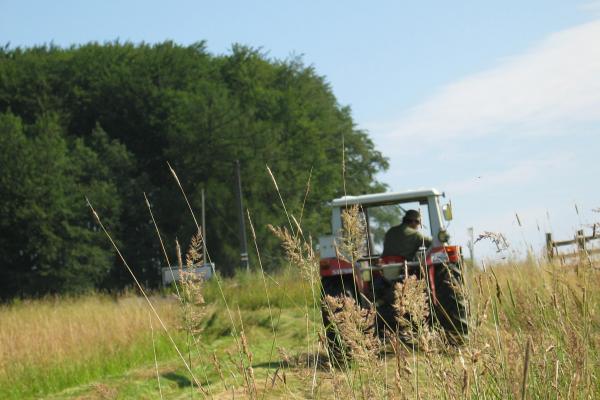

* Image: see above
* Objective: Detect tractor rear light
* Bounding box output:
[428,246,461,264]
[319,258,354,276]
[444,246,461,262]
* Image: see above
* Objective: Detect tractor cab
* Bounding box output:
[319,189,456,280]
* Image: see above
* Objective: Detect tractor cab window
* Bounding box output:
[366,201,432,255]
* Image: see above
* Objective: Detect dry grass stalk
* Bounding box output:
[475,231,510,252]
[275,346,327,372]
[266,165,295,234]
[218,309,259,398]
[186,228,204,268]
[521,337,532,400]
[173,232,210,397]
[277,346,294,367]
[240,330,258,398]
[177,230,207,336]
[323,295,379,364]
[268,224,318,281]
[86,200,205,392]
[149,313,164,399]
[211,351,227,390]
[389,335,413,398]
[392,275,430,344]
[337,205,367,263]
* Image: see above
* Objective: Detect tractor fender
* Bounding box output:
[320,257,366,295]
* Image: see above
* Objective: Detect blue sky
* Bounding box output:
[2,0,600,259]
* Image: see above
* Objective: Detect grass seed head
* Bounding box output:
[393,275,429,335]
[323,295,379,363]
[185,228,204,268]
[475,231,510,252]
[337,205,367,263]
[268,224,318,281]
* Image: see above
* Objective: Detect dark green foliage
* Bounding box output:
[0,42,388,298]
[0,113,128,297]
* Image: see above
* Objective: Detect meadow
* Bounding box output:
[0,253,598,399]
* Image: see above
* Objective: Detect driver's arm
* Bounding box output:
[421,234,433,249]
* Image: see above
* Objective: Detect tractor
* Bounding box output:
[319,189,469,352]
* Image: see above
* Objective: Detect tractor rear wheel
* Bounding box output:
[433,262,469,344]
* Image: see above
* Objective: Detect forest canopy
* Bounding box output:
[0,41,388,298]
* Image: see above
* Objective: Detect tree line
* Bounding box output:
[0,41,388,299]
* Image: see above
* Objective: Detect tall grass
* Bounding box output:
[464,259,600,399]
[0,294,180,398]
[1,257,598,398]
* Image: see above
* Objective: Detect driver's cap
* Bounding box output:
[404,209,421,220]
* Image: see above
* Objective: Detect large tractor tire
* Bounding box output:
[320,275,358,364]
[432,262,469,344]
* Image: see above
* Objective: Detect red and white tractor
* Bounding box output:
[319,189,468,349]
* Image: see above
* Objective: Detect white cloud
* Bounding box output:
[375,19,600,143]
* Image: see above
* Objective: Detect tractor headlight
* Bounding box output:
[438,229,450,243]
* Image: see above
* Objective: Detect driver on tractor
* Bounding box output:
[382,209,432,260]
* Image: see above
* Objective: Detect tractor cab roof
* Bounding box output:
[331,189,442,208]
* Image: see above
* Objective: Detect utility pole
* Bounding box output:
[201,188,207,265]
[235,160,249,271]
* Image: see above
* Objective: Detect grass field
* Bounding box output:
[0,269,319,399]
[0,255,599,399]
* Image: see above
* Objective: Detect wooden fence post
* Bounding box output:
[576,229,586,252]
[546,233,554,260]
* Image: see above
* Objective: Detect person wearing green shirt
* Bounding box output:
[382,209,432,259]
